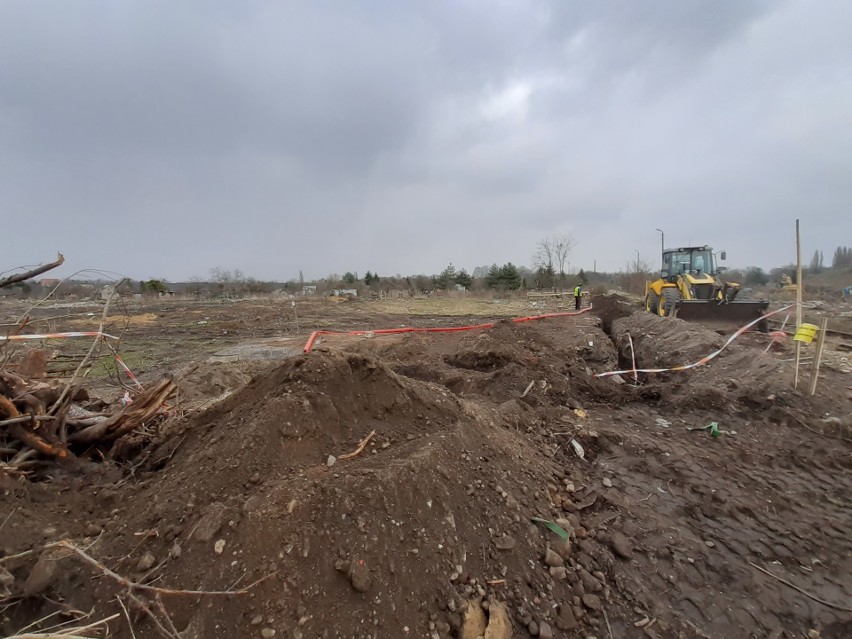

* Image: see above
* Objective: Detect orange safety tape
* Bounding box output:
[303,306,594,353]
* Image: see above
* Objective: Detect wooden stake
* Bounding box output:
[794,219,803,389]
[808,318,829,396]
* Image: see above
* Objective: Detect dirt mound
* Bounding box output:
[174,361,271,406]
[611,311,725,369]
[590,293,636,333]
[1,350,634,638]
[350,318,624,410]
[160,351,465,491]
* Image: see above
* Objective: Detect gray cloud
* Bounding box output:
[1,0,849,281]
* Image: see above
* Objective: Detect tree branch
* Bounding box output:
[0,254,65,289]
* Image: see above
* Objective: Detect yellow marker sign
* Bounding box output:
[793,323,819,343]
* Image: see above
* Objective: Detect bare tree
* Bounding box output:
[533,237,555,272]
[553,234,576,283]
[534,234,575,289]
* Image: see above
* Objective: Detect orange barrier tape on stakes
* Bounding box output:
[303,305,594,353]
[0,331,120,342]
[595,304,795,379]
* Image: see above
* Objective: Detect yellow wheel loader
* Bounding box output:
[778,273,798,292]
[644,245,769,331]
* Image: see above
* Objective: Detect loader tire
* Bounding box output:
[662,288,681,317]
[646,291,660,315]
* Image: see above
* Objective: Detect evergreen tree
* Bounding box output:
[498,263,521,290]
[436,263,457,290]
[534,264,555,289]
[455,268,472,289]
[809,250,822,273]
[485,264,501,289]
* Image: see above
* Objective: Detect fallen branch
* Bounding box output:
[748,560,852,612]
[0,395,68,459]
[603,607,614,639]
[4,541,275,639]
[0,254,65,290]
[127,591,176,639]
[338,429,376,461]
[9,613,118,638]
[115,596,137,639]
[8,423,69,459]
[69,378,176,445]
[55,540,273,596]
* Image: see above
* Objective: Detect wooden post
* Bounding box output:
[794,219,803,389]
[808,318,829,396]
[292,300,299,332]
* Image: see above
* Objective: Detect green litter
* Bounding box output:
[530,517,570,540]
[687,421,721,437]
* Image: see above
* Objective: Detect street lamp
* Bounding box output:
[655,228,664,255]
[635,250,640,273]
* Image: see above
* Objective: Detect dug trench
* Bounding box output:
[1,297,851,639]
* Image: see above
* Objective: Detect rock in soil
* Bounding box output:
[555,604,579,631]
[136,551,156,572]
[24,548,65,595]
[494,534,517,550]
[607,531,634,559]
[348,559,372,593]
[460,600,488,639]
[193,502,227,543]
[538,621,554,639]
[544,548,564,567]
[582,593,602,611]
[551,536,572,560]
[579,567,603,593]
[484,600,513,639]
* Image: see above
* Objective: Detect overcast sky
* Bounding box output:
[2,1,850,282]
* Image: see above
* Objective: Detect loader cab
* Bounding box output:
[660,246,718,280]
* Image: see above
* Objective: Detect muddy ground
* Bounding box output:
[1,294,851,639]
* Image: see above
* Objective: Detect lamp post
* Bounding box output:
[655,228,664,255]
[635,250,640,273]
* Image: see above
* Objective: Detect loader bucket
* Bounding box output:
[675,300,770,332]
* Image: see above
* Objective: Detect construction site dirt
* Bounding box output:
[1,294,851,639]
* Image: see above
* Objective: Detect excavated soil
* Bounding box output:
[2,296,851,639]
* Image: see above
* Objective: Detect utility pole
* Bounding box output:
[794,219,803,389]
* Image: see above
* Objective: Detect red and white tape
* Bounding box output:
[595,304,795,378]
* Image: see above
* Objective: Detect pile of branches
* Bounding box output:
[1,254,178,477]
[0,372,176,476]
